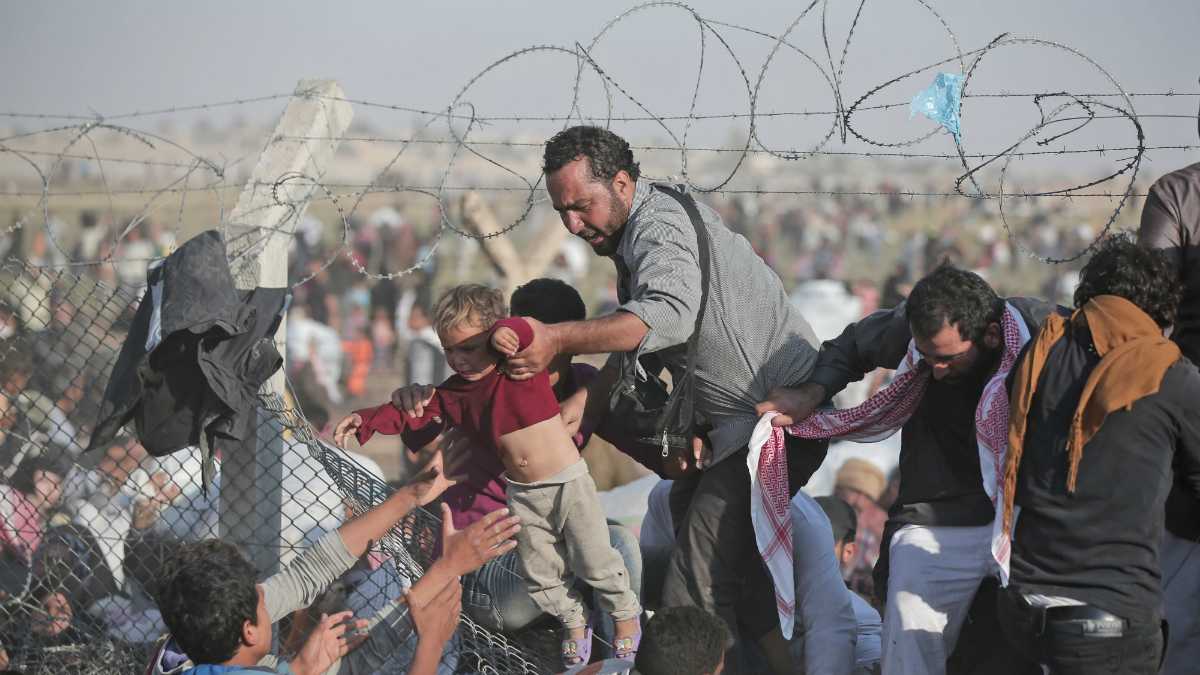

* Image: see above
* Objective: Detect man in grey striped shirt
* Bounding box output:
[506,126,827,673]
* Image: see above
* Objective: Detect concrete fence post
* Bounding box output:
[181,79,352,573]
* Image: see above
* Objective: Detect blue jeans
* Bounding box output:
[462,521,642,654]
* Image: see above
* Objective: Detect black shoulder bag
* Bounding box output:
[608,184,711,459]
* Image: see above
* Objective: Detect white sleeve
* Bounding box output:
[790,493,858,675]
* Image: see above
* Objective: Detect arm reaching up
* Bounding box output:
[406,578,463,675]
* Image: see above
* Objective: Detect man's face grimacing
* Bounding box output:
[546,156,634,256]
[912,320,1001,382]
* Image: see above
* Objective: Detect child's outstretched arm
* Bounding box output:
[333,397,445,449]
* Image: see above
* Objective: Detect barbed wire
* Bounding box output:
[5,137,1198,164]
[3,90,1195,123]
[0,183,1160,200]
[2,0,1198,281]
[0,92,294,123]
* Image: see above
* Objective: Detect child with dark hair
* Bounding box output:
[634,606,730,675]
[508,279,607,449]
[510,278,587,326]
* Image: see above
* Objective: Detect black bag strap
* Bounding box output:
[650,184,711,452]
[653,184,711,371]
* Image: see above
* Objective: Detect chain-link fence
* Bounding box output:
[0,261,560,674]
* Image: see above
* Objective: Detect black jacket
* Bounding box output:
[88,230,286,464]
[807,296,1061,528]
[1008,320,1200,622]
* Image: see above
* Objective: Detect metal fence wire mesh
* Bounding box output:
[0,261,558,674]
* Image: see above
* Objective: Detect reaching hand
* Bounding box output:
[435,427,475,469]
[391,383,437,418]
[755,383,827,427]
[132,472,182,530]
[439,503,520,576]
[148,471,182,504]
[131,498,162,531]
[290,611,368,675]
[403,449,469,507]
[490,326,521,357]
[502,317,557,380]
[333,413,364,448]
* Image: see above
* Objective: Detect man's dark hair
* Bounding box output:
[1074,233,1181,329]
[542,126,640,182]
[816,495,858,546]
[906,264,1003,343]
[510,278,586,325]
[9,454,65,497]
[635,606,731,675]
[158,540,259,665]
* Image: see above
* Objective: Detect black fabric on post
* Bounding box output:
[87,230,286,463]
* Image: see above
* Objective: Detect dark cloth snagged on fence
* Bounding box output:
[87,230,287,474]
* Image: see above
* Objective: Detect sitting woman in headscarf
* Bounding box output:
[0,455,67,597]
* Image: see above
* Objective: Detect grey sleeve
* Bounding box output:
[806,303,913,396]
[1138,180,1186,279]
[262,529,360,621]
[618,211,702,356]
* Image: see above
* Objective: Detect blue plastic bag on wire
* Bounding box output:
[910,72,964,141]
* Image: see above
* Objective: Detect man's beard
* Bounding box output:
[972,342,1003,378]
[591,186,629,256]
[946,343,1002,386]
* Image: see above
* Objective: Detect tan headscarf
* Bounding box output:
[1002,295,1180,534]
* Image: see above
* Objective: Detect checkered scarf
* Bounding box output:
[750,303,1031,637]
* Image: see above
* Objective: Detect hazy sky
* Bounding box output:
[3,1,1198,174]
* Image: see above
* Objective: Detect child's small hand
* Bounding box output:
[333,413,364,448]
[491,326,520,357]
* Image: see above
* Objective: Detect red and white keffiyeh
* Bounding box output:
[746,417,797,638]
[749,303,1031,637]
